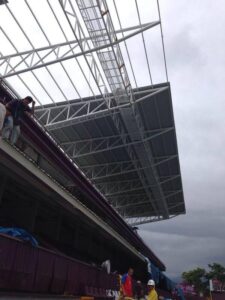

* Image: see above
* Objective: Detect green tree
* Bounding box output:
[182,267,207,294]
[207,263,225,288]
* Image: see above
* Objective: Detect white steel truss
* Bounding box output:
[76,0,131,93]
[109,193,149,205]
[108,189,182,204]
[0,22,159,79]
[115,200,151,210]
[128,207,183,226]
[62,127,173,158]
[97,179,143,195]
[65,0,169,218]
[74,159,179,181]
[114,200,183,215]
[94,174,180,187]
[106,187,181,198]
[35,86,168,130]
[0,0,184,225]
[128,216,165,226]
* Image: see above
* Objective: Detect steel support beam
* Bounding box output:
[80,159,179,181]
[68,178,143,187]
[76,0,132,93]
[127,212,182,226]
[105,185,151,197]
[62,127,173,158]
[96,179,143,195]
[108,189,182,211]
[94,175,181,193]
[74,0,170,218]
[0,23,157,62]
[58,1,165,219]
[115,199,156,210]
[106,188,182,198]
[62,127,172,146]
[0,22,157,61]
[108,192,148,201]
[0,22,159,79]
[126,215,171,226]
[168,202,184,211]
[35,86,168,129]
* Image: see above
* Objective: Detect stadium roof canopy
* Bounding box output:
[0,0,185,225]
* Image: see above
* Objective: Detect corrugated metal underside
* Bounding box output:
[35,83,185,225]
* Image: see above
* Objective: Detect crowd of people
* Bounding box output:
[0,96,35,144]
[120,267,160,300]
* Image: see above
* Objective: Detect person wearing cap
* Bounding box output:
[147,280,158,300]
[2,96,35,144]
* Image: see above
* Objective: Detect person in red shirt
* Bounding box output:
[121,268,134,298]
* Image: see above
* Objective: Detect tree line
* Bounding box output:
[182,263,225,295]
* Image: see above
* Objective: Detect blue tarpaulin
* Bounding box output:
[151,263,160,284]
[0,227,38,246]
[177,287,185,300]
[164,275,176,291]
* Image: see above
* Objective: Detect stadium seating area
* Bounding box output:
[0,233,118,297]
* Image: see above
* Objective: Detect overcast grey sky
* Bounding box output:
[1,0,225,281]
[139,0,225,280]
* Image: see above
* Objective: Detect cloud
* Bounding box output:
[136,0,225,280]
[139,226,225,280]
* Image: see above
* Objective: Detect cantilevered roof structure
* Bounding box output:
[0,0,185,225]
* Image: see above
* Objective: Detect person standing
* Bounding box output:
[0,100,6,135]
[147,280,158,300]
[2,96,35,144]
[135,280,144,300]
[121,268,134,299]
